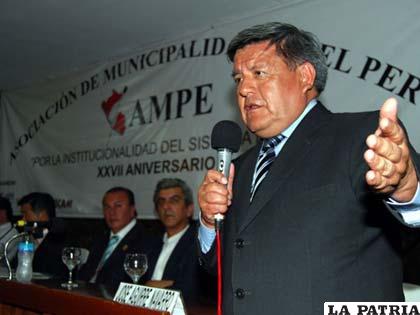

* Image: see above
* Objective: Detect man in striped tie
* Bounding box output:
[197,22,420,315]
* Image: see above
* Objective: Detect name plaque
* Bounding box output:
[113,282,186,315]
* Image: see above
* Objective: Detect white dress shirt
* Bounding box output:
[151,224,189,280]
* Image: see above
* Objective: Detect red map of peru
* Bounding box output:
[101,87,128,135]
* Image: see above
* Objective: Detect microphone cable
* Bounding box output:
[215,219,223,315]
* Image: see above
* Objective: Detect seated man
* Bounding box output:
[147,178,215,303]
[0,196,18,267]
[18,192,67,278]
[79,186,159,290]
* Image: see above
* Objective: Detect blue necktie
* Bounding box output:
[250,135,285,201]
[91,235,119,282]
[100,235,119,264]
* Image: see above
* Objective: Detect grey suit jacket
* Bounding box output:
[200,103,420,315]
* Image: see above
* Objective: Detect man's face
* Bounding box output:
[20,203,48,222]
[155,187,193,236]
[103,191,136,234]
[232,41,312,138]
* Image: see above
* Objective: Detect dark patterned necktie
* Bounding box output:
[250,135,285,202]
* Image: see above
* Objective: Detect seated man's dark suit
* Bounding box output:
[149,222,215,303]
[32,225,68,279]
[79,221,160,290]
[199,103,420,315]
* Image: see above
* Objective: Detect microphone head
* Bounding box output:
[15,219,63,235]
[211,120,242,152]
[16,220,52,229]
[16,220,26,228]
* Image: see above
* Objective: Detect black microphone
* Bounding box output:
[15,220,50,238]
[211,120,242,225]
[211,120,242,177]
[16,220,52,230]
[15,219,65,238]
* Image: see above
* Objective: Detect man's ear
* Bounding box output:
[37,210,50,221]
[131,206,137,218]
[298,61,316,93]
[187,204,194,218]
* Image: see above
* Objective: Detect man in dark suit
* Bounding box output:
[79,186,159,290]
[18,192,67,278]
[147,178,215,303]
[197,23,420,314]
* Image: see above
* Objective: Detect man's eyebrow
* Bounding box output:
[159,194,182,200]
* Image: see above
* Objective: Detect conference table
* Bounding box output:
[0,278,216,315]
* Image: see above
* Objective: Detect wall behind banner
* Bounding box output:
[1,0,419,218]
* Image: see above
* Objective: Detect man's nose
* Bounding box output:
[238,77,255,98]
[161,199,171,210]
[108,207,117,215]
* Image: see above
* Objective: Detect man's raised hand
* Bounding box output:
[364,98,418,201]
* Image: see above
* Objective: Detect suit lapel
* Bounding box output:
[237,103,332,233]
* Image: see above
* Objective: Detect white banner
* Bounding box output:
[1,0,419,218]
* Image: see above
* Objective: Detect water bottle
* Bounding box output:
[15,234,34,283]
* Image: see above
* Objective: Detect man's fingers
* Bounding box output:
[199,181,230,207]
[198,164,237,227]
[365,170,395,193]
[378,118,404,144]
[366,135,402,163]
[379,97,398,122]
[365,170,381,187]
[198,169,232,227]
[377,98,405,144]
[202,185,230,203]
[364,147,407,193]
[203,169,228,185]
[364,149,396,177]
[365,98,418,201]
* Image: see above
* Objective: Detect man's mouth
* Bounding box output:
[245,103,261,113]
[164,211,175,217]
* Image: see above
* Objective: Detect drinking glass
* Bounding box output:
[124,253,147,284]
[61,247,82,289]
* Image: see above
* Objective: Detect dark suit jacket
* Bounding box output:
[149,223,216,303]
[402,153,420,284]
[200,103,420,315]
[79,221,160,290]
[32,228,68,279]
